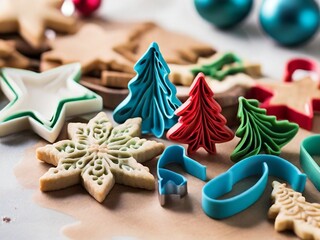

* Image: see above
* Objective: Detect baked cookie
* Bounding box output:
[248,76,320,130]
[0,0,75,48]
[119,22,215,64]
[101,52,260,88]
[41,23,150,74]
[0,40,29,68]
[269,181,320,240]
[37,112,165,203]
[170,53,261,86]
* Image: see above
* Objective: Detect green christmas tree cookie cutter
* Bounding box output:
[231,97,299,162]
[191,52,245,80]
[300,135,320,191]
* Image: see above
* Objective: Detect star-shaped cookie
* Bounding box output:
[248,77,320,130]
[0,63,102,142]
[37,112,165,202]
[0,0,76,48]
[0,40,30,68]
[41,23,149,74]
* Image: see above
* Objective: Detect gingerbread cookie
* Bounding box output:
[119,22,215,65]
[0,40,30,68]
[37,112,165,203]
[268,181,320,240]
[0,0,75,48]
[41,23,151,74]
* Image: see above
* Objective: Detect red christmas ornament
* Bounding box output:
[72,0,102,17]
[167,73,234,155]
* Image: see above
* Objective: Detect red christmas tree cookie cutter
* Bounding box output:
[167,73,234,155]
[247,58,320,130]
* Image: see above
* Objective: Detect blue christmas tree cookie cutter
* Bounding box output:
[300,135,320,191]
[202,154,306,219]
[157,145,207,205]
[113,42,181,138]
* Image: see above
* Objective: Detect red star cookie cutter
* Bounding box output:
[247,58,320,130]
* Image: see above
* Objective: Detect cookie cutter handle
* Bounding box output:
[202,161,269,219]
[284,58,319,83]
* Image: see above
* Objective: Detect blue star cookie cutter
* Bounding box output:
[202,154,306,219]
[113,42,181,138]
[300,135,320,191]
[157,145,207,205]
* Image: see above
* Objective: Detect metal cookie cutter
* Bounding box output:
[202,154,306,219]
[300,135,320,191]
[157,145,207,206]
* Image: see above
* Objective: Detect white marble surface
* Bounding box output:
[0,0,319,239]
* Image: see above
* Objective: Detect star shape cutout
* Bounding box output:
[36,112,165,202]
[0,0,75,48]
[0,40,30,68]
[248,77,320,130]
[41,24,148,74]
[0,63,102,142]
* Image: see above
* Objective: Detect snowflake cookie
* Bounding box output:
[268,181,320,239]
[37,112,165,202]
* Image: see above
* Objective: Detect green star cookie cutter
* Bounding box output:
[0,63,103,142]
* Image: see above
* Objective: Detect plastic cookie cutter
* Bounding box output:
[0,63,103,142]
[166,73,234,155]
[113,42,181,138]
[202,154,306,219]
[230,97,299,162]
[247,58,320,130]
[157,145,207,206]
[300,135,320,191]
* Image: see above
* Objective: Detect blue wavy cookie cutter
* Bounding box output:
[202,154,306,219]
[300,135,320,191]
[113,42,181,138]
[157,145,207,205]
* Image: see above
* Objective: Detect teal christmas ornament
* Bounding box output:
[259,0,320,46]
[113,42,181,138]
[194,0,253,28]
